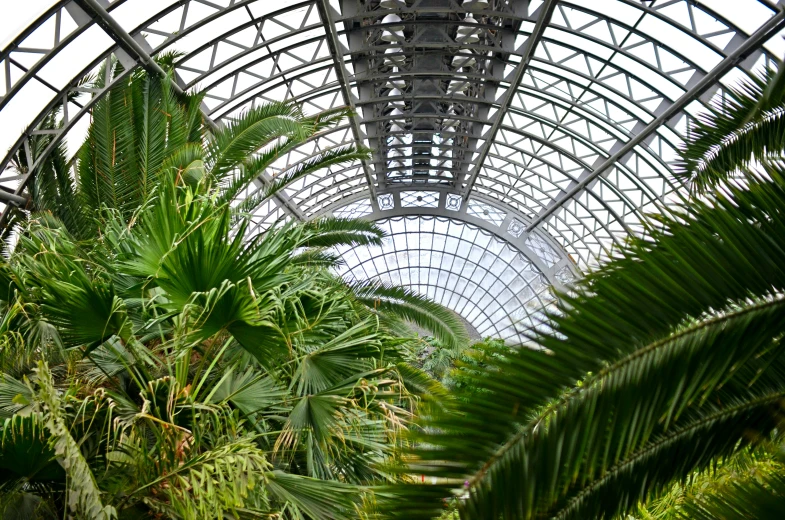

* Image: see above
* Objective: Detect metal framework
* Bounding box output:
[1,0,784,342]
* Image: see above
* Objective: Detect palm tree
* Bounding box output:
[627,444,785,519]
[372,64,785,519]
[10,55,468,352]
[0,60,467,519]
[11,54,368,240]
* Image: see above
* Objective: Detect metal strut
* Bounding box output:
[525,6,785,233]
[316,0,379,210]
[461,0,557,201]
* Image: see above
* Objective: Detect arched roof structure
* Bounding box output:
[2,0,784,342]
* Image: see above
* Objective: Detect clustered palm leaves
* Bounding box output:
[0,58,468,519]
[5,48,785,520]
[628,444,785,520]
[371,63,785,519]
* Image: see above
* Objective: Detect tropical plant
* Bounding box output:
[0,60,467,519]
[10,54,369,241]
[676,452,785,520]
[370,64,785,519]
[676,62,785,193]
[407,336,512,395]
[619,444,785,520]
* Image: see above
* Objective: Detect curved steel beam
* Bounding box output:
[317,0,378,207]
[526,6,785,232]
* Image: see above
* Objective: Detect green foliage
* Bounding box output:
[407,337,510,395]
[373,68,785,519]
[35,360,116,520]
[76,66,201,236]
[0,374,33,418]
[349,280,470,352]
[0,414,63,484]
[137,437,271,519]
[677,65,785,193]
[0,63,464,520]
[677,462,785,520]
[624,445,785,520]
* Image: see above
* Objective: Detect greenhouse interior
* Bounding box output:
[1,0,785,518]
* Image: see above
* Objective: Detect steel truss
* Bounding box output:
[1,0,784,338]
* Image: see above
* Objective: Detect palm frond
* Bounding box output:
[627,443,785,520]
[76,71,140,222]
[261,145,371,201]
[29,134,86,238]
[159,71,204,153]
[216,129,366,209]
[299,217,385,249]
[206,367,286,417]
[13,223,129,351]
[0,374,33,419]
[374,162,785,519]
[131,72,167,200]
[205,102,309,182]
[290,248,345,269]
[677,66,785,193]
[0,414,63,484]
[159,143,206,188]
[302,107,355,134]
[290,320,382,396]
[677,463,785,520]
[392,362,449,402]
[34,361,116,520]
[266,470,359,520]
[349,280,469,351]
[133,437,271,519]
[545,165,785,368]
[214,136,307,208]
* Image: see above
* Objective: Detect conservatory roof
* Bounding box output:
[1,0,784,342]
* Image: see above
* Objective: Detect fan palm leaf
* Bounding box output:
[265,470,359,519]
[0,414,63,484]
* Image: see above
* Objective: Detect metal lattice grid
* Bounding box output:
[334,215,556,343]
[2,0,784,340]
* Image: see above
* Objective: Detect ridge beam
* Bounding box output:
[461,0,557,201]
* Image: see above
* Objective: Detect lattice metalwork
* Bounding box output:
[2,0,784,340]
[335,215,556,343]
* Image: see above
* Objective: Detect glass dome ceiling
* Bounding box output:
[1,0,784,342]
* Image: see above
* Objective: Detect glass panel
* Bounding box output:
[335,216,556,344]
